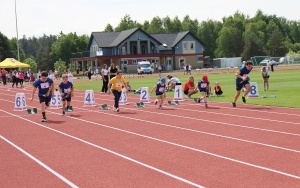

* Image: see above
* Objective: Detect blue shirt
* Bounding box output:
[155,83,166,96]
[33,78,53,97]
[236,66,252,84]
[198,80,210,92]
[59,81,73,97]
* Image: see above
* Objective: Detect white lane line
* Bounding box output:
[2,108,300,181]
[0,110,204,188]
[2,87,300,117]
[75,106,300,153]
[0,135,79,188]
[1,96,300,153]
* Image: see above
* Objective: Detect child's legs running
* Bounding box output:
[201,91,207,103]
[112,90,121,108]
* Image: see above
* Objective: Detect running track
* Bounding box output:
[0,84,300,187]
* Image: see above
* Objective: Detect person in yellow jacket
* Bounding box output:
[108,70,127,112]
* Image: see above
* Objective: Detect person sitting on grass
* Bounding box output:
[214,82,223,96]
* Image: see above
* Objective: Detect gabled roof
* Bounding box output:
[151,31,205,50]
[109,28,139,47]
[89,28,162,49]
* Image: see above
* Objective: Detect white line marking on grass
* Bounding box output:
[0,110,204,188]
[0,135,79,188]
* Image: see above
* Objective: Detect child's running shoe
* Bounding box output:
[116,108,120,112]
[41,118,47,122]
[158,106,163,109]
[154,100,158,105]
[205,103,208,108]
[62,111,65,116]
[197,98,202,103]
[232,102,236,108]
[242,96,246,103]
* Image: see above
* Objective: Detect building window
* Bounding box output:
[190,43,194,50]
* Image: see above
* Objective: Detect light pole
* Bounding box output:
[14,0,20,61]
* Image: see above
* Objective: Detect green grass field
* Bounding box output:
[73,67,300,108]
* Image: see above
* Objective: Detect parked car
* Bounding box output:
[259,60,279,66]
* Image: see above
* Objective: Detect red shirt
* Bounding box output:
[214,85,222,91]
[1,69,7,76]
[183,81,194,91]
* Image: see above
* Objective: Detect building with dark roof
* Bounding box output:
[70,27,205,73]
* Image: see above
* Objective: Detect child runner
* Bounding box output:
[59,74,74,115]
[108,70,127,112]
[30,71,54,122]
[151,77,166,109]
[196,75,210,108]
[232,61,253,107]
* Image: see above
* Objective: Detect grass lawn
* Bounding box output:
[73,66,300,108]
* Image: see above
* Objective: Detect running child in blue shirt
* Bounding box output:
[30,71,54,122]
[151,77,166,109]
[232,61,253,107]
[196,75,210,108]
[59,74,74,115]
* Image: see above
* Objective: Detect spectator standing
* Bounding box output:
[67,70,73,83]
[109,63,118,79]
[261,66,270,91]
[1,68,7,86]
[101,64,109,93]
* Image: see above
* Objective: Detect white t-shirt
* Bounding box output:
[102,69,109,76]
[67,72,73,83]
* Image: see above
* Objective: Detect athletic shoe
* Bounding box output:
[197,98,202,103]
[232,102,236,108]
[205,103,208,108]
[41,118,47,122]
[158,106,163,109]
[154,100,158,105]
[113,107,117,112]
[242,96,246,103]
[62,111,65,116]
[116,108,120,112]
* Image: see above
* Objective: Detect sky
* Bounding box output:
[0,0,299,39]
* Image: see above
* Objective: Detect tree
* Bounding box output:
[198,20,222,58]
[163,16,182,33]
[0,32,13,61]
[51,32,88,68]
[182,15,199,35]
[54,59,67,73]
[23,56,37,72]
[146,16,165,34]
[268,28,288,56]
[243,22,267,60]
[104,24,114,32]
[114,14,140,32]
